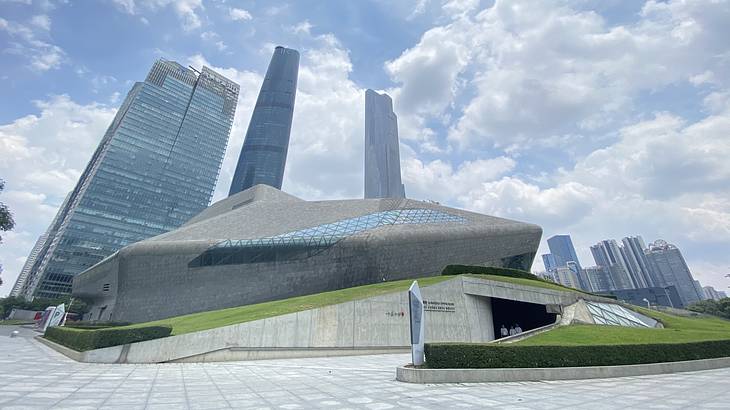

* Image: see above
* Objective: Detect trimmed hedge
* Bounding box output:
[64,321,132,329]
[45,325,171,351]
[424,341,730,368]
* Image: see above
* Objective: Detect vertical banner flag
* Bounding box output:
[45,304,66,332]
[39,307,55,331]
[408,281,425,366]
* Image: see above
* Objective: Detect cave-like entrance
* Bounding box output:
[491,297,557,339]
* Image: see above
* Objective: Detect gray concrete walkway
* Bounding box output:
[1,325,729,409]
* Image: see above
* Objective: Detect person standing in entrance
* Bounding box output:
[500,325,508,338]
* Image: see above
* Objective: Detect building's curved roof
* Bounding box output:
[146,184,540,245]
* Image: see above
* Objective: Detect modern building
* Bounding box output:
[69,274,660,363]
[364,89,405,199]
[601,286,683,309]
[552,266,582,289]
[9,233,48,297]
[703,286,723,301]
[544,234,589,290]
[590,240,635,290]
[229,46,300,195]
[14,60,239,299]
[547,235,581,269]
[73,184,542,323]
[541,253,558,272]
[620,236,654,288]
[583,265,615,292]
[644,240,703,307]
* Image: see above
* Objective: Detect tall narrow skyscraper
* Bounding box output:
[14,60,239,299]
[229,46,299,195]
[364,89,405,199]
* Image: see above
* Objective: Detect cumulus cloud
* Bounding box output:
[112,0,204,31]
[385,0,730,150]
[0,16,65,71]
[229,7,252,21]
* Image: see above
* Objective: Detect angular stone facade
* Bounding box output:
[73,185,542,323]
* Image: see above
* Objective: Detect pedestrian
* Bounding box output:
[500,324,508,338]
[509,326,516,336]
[515,324,523,334]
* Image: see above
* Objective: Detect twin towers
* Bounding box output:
[229,46,406,199]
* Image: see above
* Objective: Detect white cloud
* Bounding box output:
[0,16,65,71]
[112,0,204,31]
[30,14,51,31]
[385,0,730,150]
[229,7,252,22]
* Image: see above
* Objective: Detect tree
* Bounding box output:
[0,179,15,286]
[687,298,730,320]
[0,179,13,241]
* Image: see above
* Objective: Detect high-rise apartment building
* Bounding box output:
[229,46,299,195]
[583,266,615,292]
[14,60,239,299]
[364,89,405,199]
[590,240,635,290]
[644,240,703,307]
[703,286,723,301]
[620,236,657,288]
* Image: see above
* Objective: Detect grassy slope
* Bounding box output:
[124,276,453,336]
[517,307,730,346]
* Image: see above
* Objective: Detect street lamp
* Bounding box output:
[642,298,651,309]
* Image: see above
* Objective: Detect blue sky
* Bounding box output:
[1,0,730,296]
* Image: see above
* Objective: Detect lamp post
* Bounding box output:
[642,298,650,309]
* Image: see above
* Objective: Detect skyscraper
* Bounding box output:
[364,89,405,199]
[229,46,299,195]
[546,235,581,268]
[644,240,702,306]
[590,240,635,290]
[583,266,615,292]
[620,236,657,287]
[545,234,588,290]
[14,60,239,299]
[542,253,558,272]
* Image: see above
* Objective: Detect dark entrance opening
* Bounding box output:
[491,298,557,339]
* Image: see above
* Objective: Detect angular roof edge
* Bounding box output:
[184,184,303,226]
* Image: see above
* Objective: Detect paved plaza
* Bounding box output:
[1,326,729,409]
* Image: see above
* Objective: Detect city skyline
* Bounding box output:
[9,60,239,299]
[2,0,730,295]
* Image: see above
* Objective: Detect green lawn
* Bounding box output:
[517,308,730,346]
[123,275,454,335]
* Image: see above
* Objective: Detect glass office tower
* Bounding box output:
[15,60,239,299]
[229,46,299,195]
[364,89,406,199]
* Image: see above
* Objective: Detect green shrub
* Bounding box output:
[64,321,132,329]
[424,341,730,368]
[441,264,538,279]
[45,325,171,351]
